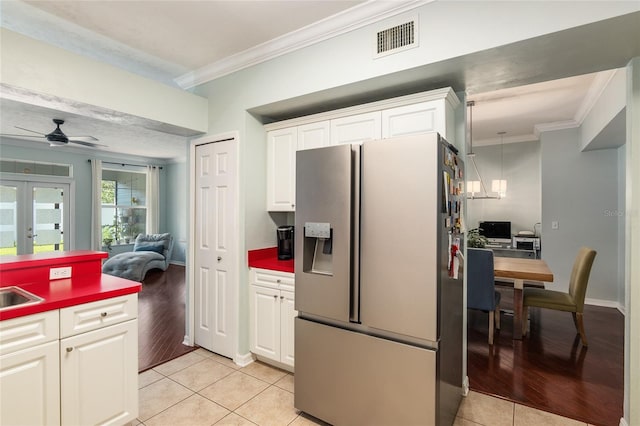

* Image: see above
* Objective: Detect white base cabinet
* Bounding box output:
[0,294,138,426]
[249,268,296,369]
[0,340,60,426]
[61,320,138,426]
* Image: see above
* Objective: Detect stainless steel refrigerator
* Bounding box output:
[294,133,465,426]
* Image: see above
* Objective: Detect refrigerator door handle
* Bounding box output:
[350,144,361,323]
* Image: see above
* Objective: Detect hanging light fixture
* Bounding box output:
[491,131,507,198]
[466,100,499,200]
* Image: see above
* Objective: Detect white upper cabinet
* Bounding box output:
[382,100,446,139]
[266,128,297,211]
[297,121,330,151]
[265,87,460,212]
[330,111,382,145]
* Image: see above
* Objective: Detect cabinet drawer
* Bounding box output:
[60,294,138,338]
[251,268,294,291]
[0,310,59,356]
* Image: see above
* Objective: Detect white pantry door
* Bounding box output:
[194,139,237,359]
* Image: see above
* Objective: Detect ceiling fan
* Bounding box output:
[1,118,104,148]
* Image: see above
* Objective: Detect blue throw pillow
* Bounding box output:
[134,241,165,255]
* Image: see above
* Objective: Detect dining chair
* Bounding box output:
[467,248,501,345]
[522,247,596,346]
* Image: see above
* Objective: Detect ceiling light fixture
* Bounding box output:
[466,100,499,200]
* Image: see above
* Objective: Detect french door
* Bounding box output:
[0,180,71,256]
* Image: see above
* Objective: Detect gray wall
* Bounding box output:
[0,142,172,257]
[540,128,620,302]
[467,140,541,235]
[165,161,187,264]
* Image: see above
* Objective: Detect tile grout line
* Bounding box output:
[140,356,297,426]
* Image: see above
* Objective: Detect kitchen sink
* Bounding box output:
[0,286,44,311]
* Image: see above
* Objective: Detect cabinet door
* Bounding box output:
[280,290,296,367]
[382,100,446,139]
[330,112,382,145]
[298,121,330,151]
[61,320,138,426]
[249,285,280,361]
[0,341,60,426]
[267,128,297,211]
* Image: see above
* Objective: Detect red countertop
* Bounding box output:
[248,247,294,273]
[0,251,141,321]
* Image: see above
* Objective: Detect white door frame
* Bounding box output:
[187,131,240,361]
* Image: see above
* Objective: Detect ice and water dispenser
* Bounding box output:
[302,222,333,275]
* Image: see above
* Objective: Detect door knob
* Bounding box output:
[27,234,38,239]
[66,347,73,353]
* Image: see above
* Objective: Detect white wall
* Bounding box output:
[467,140,541,235]
[540,128,620,303]
[618,146,626,307]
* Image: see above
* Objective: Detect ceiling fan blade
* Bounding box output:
[68,140,107,148]
[68,136,99,142]
[15,126,46,136]
[1,133,46,139]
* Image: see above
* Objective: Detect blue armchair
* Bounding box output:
[467,248,501,344]
[102,233,174,282]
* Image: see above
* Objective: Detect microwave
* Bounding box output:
[512,236,540,250]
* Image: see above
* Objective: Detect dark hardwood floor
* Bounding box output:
[138,264,196,372]
[467,287,624,426]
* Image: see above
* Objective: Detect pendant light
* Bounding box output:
[466,100,499,200]
[491,131,507,198]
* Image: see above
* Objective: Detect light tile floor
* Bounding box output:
[136,349,594,426]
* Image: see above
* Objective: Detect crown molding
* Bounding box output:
[534,120,580,137]
[573,69,618,124]
[175,0,432,89]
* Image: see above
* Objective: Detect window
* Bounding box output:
[101,170,146,245]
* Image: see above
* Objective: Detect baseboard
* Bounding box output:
[170,260,186,266]
[619,417,628,426]
[182,335,192,346]
[234,352,255,367]
[585,297,624,312]
[462,376,470,396]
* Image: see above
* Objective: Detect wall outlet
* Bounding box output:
[551,221,559,230]
[50,266,72,280]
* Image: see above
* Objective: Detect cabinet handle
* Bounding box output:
[280,296,284,300]
[101,312,108,317]
[276,279,281,283]
[217,256,222,261]
[273,295,277,299]
[66,347,73,353]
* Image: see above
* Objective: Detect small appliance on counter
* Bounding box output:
[277,226,294,260]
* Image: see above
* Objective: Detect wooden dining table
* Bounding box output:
[493,256,554,339]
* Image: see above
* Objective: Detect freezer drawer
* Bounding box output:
[295,318,437,426]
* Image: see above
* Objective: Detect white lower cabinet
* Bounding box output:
[0,310,60,426]
[59,294,138,426]
[60,320,138,426]
[0,340,60,425]
[249,269,296,369]
[0,294,138,426]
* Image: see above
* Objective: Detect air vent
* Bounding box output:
[375,19,418,57]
